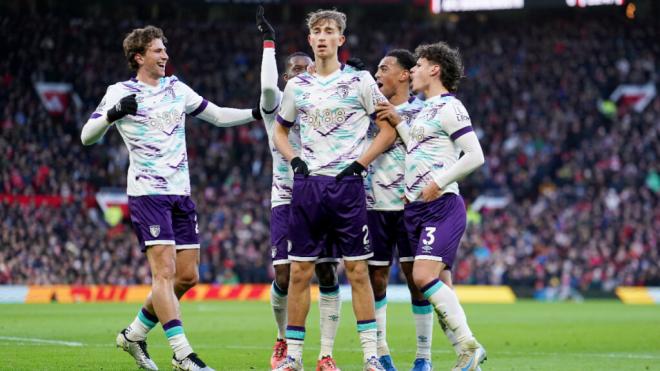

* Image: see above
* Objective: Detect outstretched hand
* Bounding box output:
[256,5,275,42]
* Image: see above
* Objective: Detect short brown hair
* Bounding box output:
[122,26,167,71]
[414,42,464,92]
[306,9,347,34]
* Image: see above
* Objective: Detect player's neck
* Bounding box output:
[136,70,160,87]
[423,82,449,99]
[314,57,341,77]
[389,87,410,106]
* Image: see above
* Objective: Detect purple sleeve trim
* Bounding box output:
[190,99,208,117]
[450,126,473,141]
[90,113,102,119]
[276,114,295,128]
[262,104,279,115]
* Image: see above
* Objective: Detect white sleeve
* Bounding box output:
[177,80,206,115]
[275,80,297,128]
[260,44,281,117]
[80,86,123,145]
[395,122,411,147]
[357,72,388,118]
[195,102,255,127]
[177,80,255,127]
[431,102,484,188]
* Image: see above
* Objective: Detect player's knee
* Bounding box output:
[315,264,338,287]
[370,273,388,296]
[345,262,369,286]
[275,273,290,292]
[175,270,199,291]
[152,264,176,282]
[412,270,432,291]
[289,263,314,286]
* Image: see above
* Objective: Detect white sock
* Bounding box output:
[375,295,390,356]
[358,320,378,362]
[271,282,288,340]
[439,315,461,355]
[286,326,305,360]
[163,320,193,360]
[411,300,434,360]
[125,307,157,341]
[319,285,341,359]
[421,279,474,346]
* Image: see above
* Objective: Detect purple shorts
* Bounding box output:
[404,193,466,269]
[270,204,341,266]
[367,210,414,266]
[288,175,372,262]
[128,195,199,252]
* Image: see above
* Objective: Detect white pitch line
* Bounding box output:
[0,336,83,347]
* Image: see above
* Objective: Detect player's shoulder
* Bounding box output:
[289,72,314,86]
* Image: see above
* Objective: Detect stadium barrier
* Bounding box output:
[0,284,517,304]
[615,287,660,304]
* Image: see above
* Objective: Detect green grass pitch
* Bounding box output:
[1,300,659,370]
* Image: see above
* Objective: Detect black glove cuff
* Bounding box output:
[252,107,262,121]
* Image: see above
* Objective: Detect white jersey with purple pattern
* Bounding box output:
[276,66,388,176]
[405,93,473,202]
[91,76,205,196]
[262,89,303,208]
[365,96,424,210]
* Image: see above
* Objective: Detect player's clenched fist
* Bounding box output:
[107,94,137,123]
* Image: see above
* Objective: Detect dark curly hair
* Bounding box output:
[414,42,464,92]
[122,26,167,71]
[385,49,416,71]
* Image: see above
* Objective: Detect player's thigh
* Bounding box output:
[146,244,177,278]
[171,196,200,250]
[175,248,200,284]
[128,195,176,251]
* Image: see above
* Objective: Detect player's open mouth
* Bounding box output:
[377,82,383,88]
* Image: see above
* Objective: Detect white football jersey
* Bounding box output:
[365,96,424,210]
[405,94,473,202]
[276,66,388,176]
[91,76,205,196]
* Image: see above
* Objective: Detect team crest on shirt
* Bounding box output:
[149,225,161,238]
[336,85,350,99]
[412,126,425,142]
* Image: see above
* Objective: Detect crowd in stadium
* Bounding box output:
[1,7,658,295]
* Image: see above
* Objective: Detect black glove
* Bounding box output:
[107,94,137,123]
[256,5,275,42]
[252,107,262,121]
[335,161,366,181]
[346,57,366,71]
[290,157,310,176]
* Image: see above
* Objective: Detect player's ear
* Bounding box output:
[338,34,345,47]
[400,69,411,83]
[307,34,313,47]
[430,64,440,78]
[135,53,145,67]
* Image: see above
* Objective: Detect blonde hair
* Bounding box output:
[306,9,347,34]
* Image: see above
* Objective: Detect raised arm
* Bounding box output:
[257,6,280,115]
